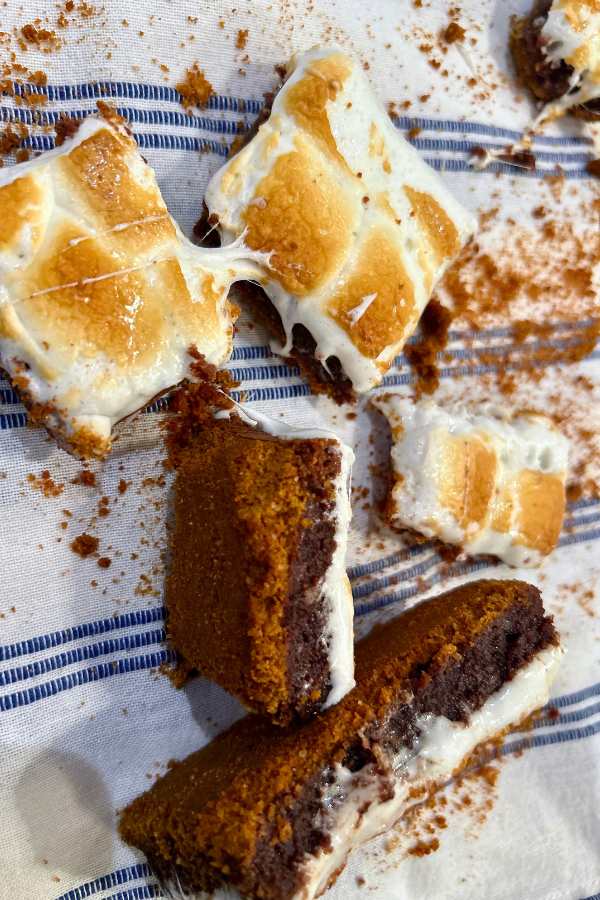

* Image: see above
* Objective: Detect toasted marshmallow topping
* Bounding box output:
[372,396,569,567]
[205,44,477,394]
[537,0,600,123]
[0,114,264,458]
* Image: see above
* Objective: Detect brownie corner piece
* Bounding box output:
[166,409,355,724]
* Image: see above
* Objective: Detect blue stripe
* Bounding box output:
[548,681,600,709]
[229,384,313,402]
[229,320,596,359]
[0,628,166,687]
[2,318,596,406]
[4,543,594,713]
[230,345,274,361]
[52,864,152,900]
[228,363,301,381]
[0,649,176,712]
[438,335,599,363]
[444,319,596,342]
[389,113,590,146]
[0,111,593,177]
[0,411,28,429]
[4,79,261,113]
[375,334,598,371]
[563,511,600,529]
[532,700,600,729]
[134,132,228,155]
[412,136,590,164]
[496,717,600,759]
[0,130,230,158]
[353,557,499,617]
[0,135,590,175]
[380,349,600,388]
[229,331,600,370]
[0,80,588,146]
[2,335,597,419]
[422,156,592,179]
[455,718,600,788]
[1,515,598,670]
[567,496,600,512]
[0,388,19,405]
[347,542,433,580]
[354,528,600,616]
[144,396,171,414]
[558,527,600,548]
[1,103,250,136]
[4,346,599,429]
[101,888,161,900]
[352,553,442,600]
[0,607,166,662]
[2,100,592,164]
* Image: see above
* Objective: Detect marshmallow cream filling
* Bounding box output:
[214,404,355,706]
[160,642,561,900]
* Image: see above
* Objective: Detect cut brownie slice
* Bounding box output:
[166,406,355,724]
[204,44,476,402]
[372,396,568,567]
[120,579,561,900]
[0,110,264,458]
[511,0,600,124]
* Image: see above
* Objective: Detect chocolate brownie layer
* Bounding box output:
[284,494,336,715]
[166,414,346,724]
[235,281,356,405]
[121,579,559,900]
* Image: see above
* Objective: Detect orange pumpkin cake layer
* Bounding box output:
[166,408,354,725]
[120,579,560,900]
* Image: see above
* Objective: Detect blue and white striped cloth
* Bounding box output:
[1,1,599,900]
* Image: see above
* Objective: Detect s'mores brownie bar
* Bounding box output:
[511,0,600,124]
[204,44,477,402]
[0,111,263,458]
[166,406,354,724]
[373,396,568,567]
[120,579,561,900]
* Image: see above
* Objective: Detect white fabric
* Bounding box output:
[0,2,599,900]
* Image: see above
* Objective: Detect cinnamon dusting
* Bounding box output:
[27,471,64,498]
[70,533,99,557]
[176,64,216,110]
